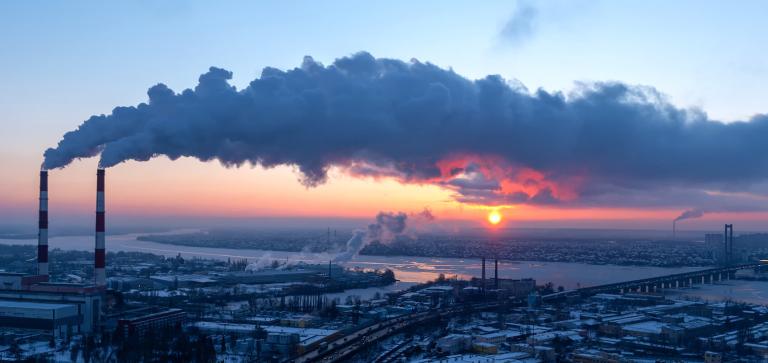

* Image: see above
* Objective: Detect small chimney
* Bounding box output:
[328,260,332,280]
[672,220,676,239]
[94,169,106,287]
[38,170,49,278]
[481,257,486,293]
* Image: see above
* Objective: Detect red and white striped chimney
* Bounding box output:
[94,169,106,286]
[38,170,49,277]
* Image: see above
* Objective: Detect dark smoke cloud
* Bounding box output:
[43,52,768,211]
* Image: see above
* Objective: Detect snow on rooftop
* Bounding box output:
[192,322,338,346]
[623,321,666,335]
[0,300,76,310]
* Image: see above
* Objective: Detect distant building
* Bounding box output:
[0,273,48,291]
[264,332,300,357]
[192,321,340,358]
[528,291,542,308]
[705,234,723,245]
[572,350,629,363]
[704,351,722,363]
[735,233,768,262]
[116,308,186,337]
[149,274,217,288]
[437,334,471,354]
[472,341,498,354]
[108,276,153,291]
[499,278,537,297]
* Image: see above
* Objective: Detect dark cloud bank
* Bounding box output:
[43,52,768,212]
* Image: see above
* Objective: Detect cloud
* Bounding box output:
[499,1,538,47]
[43,52,768,213]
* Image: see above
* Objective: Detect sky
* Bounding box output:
[1,1,767,232]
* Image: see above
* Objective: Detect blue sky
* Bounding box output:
[1,1,767,229]
[2,1,766,134]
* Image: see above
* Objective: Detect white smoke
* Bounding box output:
[334,210,435,262]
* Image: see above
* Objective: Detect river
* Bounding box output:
[0,232,709,290]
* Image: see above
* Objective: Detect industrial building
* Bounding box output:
[0,170,110,336]
[115,308,186,337]
[0,300,79,338]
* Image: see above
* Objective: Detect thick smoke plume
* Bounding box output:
[43,52,768,209]
[335,211,430,262]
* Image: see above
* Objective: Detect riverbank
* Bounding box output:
[0,232,708,290]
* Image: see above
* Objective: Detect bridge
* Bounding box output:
[544,262,766,301]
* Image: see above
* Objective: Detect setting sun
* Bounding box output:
[487,210,502,225]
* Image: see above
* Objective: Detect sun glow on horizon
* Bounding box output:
[487,210,502,225]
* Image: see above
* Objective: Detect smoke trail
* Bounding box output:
[334,211,420,262]
[674,208,706,222]
[43,52,768,208]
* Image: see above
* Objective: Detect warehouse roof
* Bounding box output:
[0,300,76,310]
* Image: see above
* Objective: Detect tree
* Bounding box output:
[436,273,446,283]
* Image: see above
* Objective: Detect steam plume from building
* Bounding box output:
[672,208,707,239]
[334,211,423,262]
[674,209,706,222]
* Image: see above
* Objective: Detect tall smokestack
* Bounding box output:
[481,257,486,293]
[94,169,106,287]
[672,220,676,239]
[37,170,49,277]
[494,259,499,289]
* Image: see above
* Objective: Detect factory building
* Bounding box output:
[0,300,80,338]
[116,308,186,337]
[0,285,103,334]
[0,170,109,335]
[0,272,48,291]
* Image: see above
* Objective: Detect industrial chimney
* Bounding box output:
[494,259,499,289]
[481,257,486,293]
[38,170,49,278]
[672,220,676,239]
[94,169,106,287]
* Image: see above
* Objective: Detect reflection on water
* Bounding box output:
[0,233,706,290]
